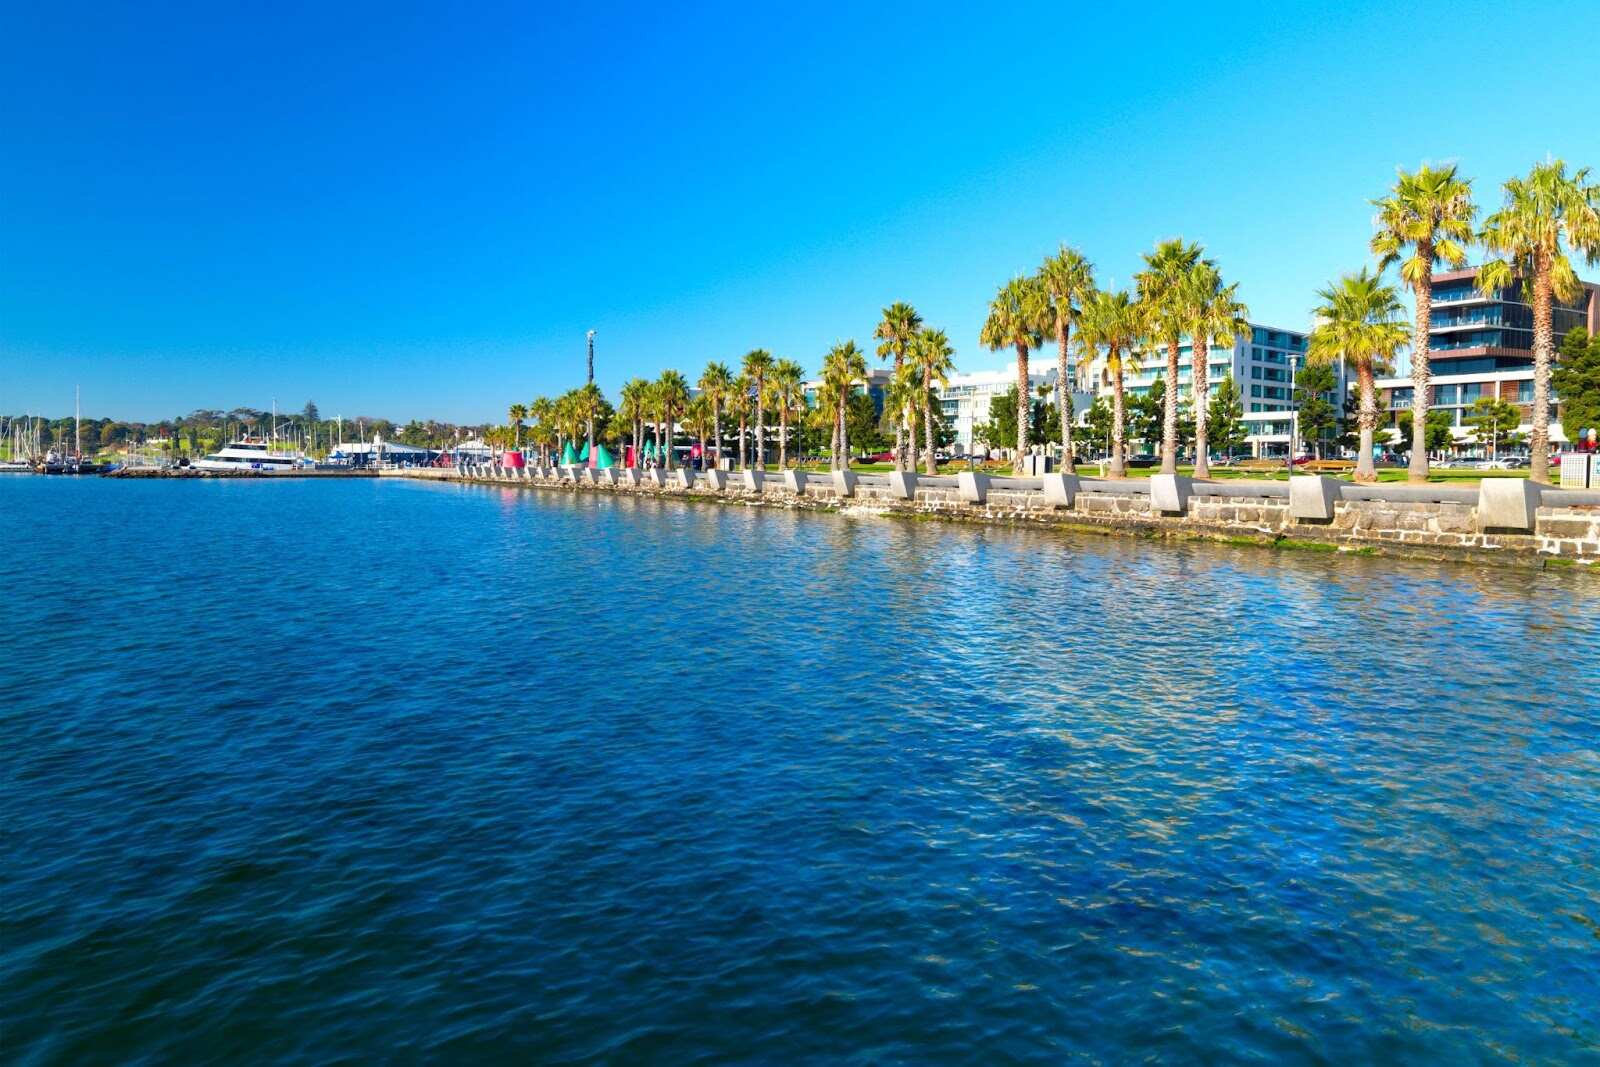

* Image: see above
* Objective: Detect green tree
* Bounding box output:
[1371,163,1476,481]
[1077,289,1143,477]
[874,302,923,471]
[1207,374,1248,459]
[655,370,690,470]
[973,386,1052,452]
[1477,160,1600,483]
[1307,268,1410,482]
[1294,362,1339,457]
[768,359,806,468]
[1463,396,1525,459]
[1553,328,1600,446]
[507,402,527,448]
[1038,246,1096,473]
[822,341,868,469]
[1136,238,1207,473]
[910,327,955,474]
[979,276,1050,473]
[741,349,775,469]
[1394,409,1456,456]
[1083,396,1114,457]
[1183,262,1249,478]
[696,362,734,468]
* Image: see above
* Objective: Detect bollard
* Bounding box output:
[1289,475,1340,522]
[888,471,919,499]
[832,469,858,498]
[783,469,808,495]
[704,468,728,491]
[1040,473,1080,508]
[1477,478,1541,531]
[1150,473,1193,514]
[743,469,764,492]
[957,471,989,504]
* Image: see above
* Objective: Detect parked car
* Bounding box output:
[863,451,894,463]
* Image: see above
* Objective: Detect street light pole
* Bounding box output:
[1287,352,1301,479]
[586,330,596,386]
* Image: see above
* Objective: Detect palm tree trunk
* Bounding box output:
[738,414,747,470]
[1014,340,1030,475]
[922,371,937,476]
[712,402,722,471]
[1161,339,1180,474]
[831,402,841,470]
[586,418,594,460]
[1110,355,1127,479]
[1056,317,1075,474]
[779,409,789,468]
[1192,338,1210,479]
[1409,257,1433,482]
[755,386,765,471]
[1356,361,1378,483]
[1530,256,1553,484]
[893,350,905,472]
[663,406,673,470]
[839,401,849,471]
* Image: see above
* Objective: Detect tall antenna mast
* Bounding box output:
[587,329,596,385]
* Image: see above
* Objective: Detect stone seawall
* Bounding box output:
[393,466,1600,567]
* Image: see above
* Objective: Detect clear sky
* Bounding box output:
[4,0,1597,423]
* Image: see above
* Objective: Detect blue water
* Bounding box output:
[2,476,1598,1063]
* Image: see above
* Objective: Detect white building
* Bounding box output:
[1082,323,1346,458]
[934,363,1095,455]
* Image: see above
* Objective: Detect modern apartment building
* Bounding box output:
[1374,268,1600,446]
[934,363,1095,454]
[1083,324,1340,457]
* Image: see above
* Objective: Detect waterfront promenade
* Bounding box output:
[400,463,1600,566]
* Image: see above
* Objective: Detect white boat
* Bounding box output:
[192,437,309,473]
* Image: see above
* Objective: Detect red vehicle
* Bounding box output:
[863,451,895,463]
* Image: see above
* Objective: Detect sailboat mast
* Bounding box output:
[75,385,81,458]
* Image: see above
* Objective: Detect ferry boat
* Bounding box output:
[192,438,309,473]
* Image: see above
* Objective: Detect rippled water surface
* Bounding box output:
[3,476,1599,1063]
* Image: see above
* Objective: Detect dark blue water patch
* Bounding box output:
[2,475,1598,1063]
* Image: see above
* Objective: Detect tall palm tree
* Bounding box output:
[769,359,805,468]
[1476,160,1600,484]
[618,378,651,466]
[1308,269,1409,484]
[979,276,1050,474]
[1183,263,1250,479]
[823,341,867,470]
[911,327,955,475]
[697,362,734,470]
[528,396,554,465]
[1135,239,1206,474]
[732,371,753,469]
[507,403,527,449]
[655,371,689,470]
[741,349,775,470]
[574,383,603,459]
[885,361,922,473]
[1372,163,1477,482]
[874,303,924,471]
[1078,290,1142,478]
[1038,246,1095,474]
[685,394,714,463]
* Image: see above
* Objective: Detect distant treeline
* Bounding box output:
[0,403,488,457]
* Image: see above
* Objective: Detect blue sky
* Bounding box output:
[3,0,1597,423]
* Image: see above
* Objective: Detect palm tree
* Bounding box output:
[1476,160,1600,484]
[874,303,924,471]
[655,371,689,470]
[885,361,922,474]
[1078,289,1142,478]
[1038,246,1095,474]
[1372,163,1476,482]
[574,383,603,459]
[507,403,527,449]
[979,276,1050,474]
[731,371,753,469]
[1183,263,1250,479]
[823,341,867,470]
[618,378,651,467]
[697,362,734,470]
[911,327,955,475]
[1135,239,1206,474]
[741,349,775,470]
[769,359,805,468]
[685,394,714,463]
[527,396,554,465]
[1308,269,1408,484]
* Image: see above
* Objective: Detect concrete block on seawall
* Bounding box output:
[1150,473,1193,514]
[1040,473,1079,508]
[743,469,764,492]
[958,471,989,504]
[783,470,807,495]
[646,468,667,486]
[676,468,695,489]
[832,470,858,498]
[1289,475,1340,522]
[623,467,643,486]
[1478,477,1542,531]
[888,471,918,499]
[703,468,728,491]
[599,467,618,485]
